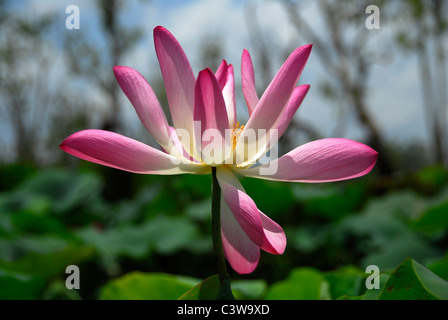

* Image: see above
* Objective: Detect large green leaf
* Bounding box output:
[324,266,367,299]
[41,279,82,300]
[0,269,45,299]
[178,275,220,300]
[377,258,448,300]
[426,253,448,280]
[178,275,268,300]
[231,279,268,300]
[360,274,390,300]
[100,272,198,300]
[413,201,448,234]
[265,267,330,300]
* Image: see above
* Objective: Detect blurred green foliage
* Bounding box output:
[0,163,447,299]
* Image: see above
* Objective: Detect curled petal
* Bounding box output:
[60,129,209,175]
[217,166,264,247]
[221,197,260,274]
[259,211,286,255]
[236,138,378,182]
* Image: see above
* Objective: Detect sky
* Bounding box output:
[6,0,444,153]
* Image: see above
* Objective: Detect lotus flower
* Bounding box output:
[60,26,378,274]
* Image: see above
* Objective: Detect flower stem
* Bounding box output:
[211,166,234,300]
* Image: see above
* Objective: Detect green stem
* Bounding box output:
[211,167,234,300]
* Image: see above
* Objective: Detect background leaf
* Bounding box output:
[265,267,330,300]
[100,272,199,300]
[377,258,448,300]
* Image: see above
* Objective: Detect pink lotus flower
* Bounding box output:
[60,26,378,274]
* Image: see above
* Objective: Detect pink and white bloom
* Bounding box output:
[60,26,378,274]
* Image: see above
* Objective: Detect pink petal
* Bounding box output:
[167,126,200,163]
[242,44,312,133]
[241,49,259,116]
[259,211,286,255]
[234,45,312,165]
[215,61,236,127]
[275,85,310,139]
[60,129,209,175]
[216,167,264,247]
[221,197,260,274]
[113,66,174,152]
[215,59,229,89]
[264,85,310,152]
[223,65,236,128]
[153,26,196,153]
[194,68,230,163]
[236,138,378,182]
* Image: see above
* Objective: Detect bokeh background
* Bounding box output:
[0,0,447,299]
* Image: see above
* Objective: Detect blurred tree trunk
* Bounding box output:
[98,0,122,132]
[244,1,322,155]
[282,0,394,175]
[394,0,448,166]
[64,0,142,135]
[430,0,447,165]
[0,4,56,165]
[0,0,144,165]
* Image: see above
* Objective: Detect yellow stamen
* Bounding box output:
[231,122,244,150]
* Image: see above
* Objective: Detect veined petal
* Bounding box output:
[275,85,310,139]
[263,85,310,153]
[113,66,176,154]
[153,26,199,159]
[60,129,209,175]
[241,49,258,116]
[234,45,313,165]
[221,196,260,274]
[194,69,230,164]
[235,138,378,182]
[216,166,264,247]
[246,45,312,132]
